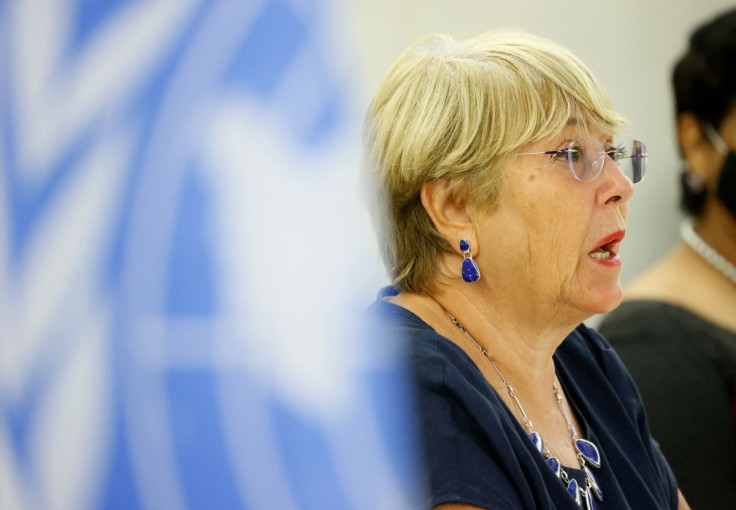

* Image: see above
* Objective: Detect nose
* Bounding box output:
[597,156,635,206]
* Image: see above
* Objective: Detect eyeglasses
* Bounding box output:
[518,138,649,183]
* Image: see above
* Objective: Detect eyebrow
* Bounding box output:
[546,118,587,145]
[562,117,612,143]
[565,117,588,130]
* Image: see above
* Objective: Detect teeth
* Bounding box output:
[590,251,611,260]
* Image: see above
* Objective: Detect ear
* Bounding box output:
[420,179,477,255]
[678,112,721,182]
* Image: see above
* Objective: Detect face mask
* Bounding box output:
[715,151,736,219]
[704,124,736,220]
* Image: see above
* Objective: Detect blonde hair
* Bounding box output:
[364,30,625,293]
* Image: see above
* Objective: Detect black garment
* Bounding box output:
[599,300,736,510]
[368,289,678,509]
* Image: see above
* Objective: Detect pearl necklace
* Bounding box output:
[680,220,736,286]
[448,313,603,508]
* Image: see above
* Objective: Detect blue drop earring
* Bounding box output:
[460,238,481,282]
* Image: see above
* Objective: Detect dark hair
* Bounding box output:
[673,9,736,215]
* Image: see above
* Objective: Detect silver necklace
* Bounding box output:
[448,313,603,508]
[680,220,736,286]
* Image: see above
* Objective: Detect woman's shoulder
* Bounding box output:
[600,299,736,350]
[365,287,452,355]
[365,287,482,384]
[366,290,526,509]
[621,244,736,334]
[601,300,696,333]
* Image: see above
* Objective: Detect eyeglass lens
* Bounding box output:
[567,138,604,182]
[568,138,647,183]
[630,140,647,184]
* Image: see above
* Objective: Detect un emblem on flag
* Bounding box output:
[1,2,416,510]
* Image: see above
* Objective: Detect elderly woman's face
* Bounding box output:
[473,124,634,320]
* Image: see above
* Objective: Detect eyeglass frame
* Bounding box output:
[517,138,649,183]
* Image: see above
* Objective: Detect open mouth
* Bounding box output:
[588,231,625,261]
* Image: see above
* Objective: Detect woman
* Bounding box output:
[364,31,690,509]
[599,10,736,509]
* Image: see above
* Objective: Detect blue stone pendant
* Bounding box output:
[461,257,480,282]
[546,457,561,478]
[584,465,603,501]
[575,438,601,468]
[566,479,581,505]
[528,432,543,453]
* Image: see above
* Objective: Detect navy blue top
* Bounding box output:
[368,288,678,510]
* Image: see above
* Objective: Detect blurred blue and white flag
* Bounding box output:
[0,1,417,509]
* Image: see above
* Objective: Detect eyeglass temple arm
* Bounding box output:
[517,149,569,156]
[519,142,649,158]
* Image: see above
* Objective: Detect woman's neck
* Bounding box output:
[389,285,585,466]
[694,201,736,267]
[389,283,576,392]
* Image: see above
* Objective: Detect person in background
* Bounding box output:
[599,9,736,510]
[364,29,689,509]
